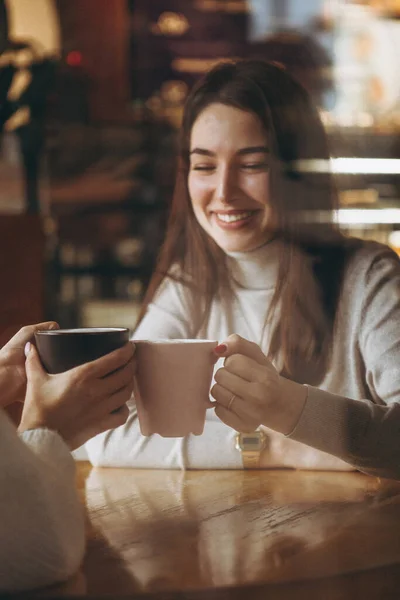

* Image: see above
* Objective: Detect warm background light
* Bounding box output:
[5,0,61,56]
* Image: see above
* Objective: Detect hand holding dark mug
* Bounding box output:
[19,328,135,449]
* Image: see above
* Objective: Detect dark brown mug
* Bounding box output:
[34,327,130,374]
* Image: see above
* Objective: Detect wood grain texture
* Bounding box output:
[37,463,400,599]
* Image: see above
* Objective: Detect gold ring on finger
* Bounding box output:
[228,394,236,411]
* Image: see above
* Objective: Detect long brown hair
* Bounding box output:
[138,60,348,384]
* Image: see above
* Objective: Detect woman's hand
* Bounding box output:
[0,322,58,409]
[211,334,307,435]
[19,342,135,450]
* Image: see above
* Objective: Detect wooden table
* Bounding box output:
[39,463,400,599]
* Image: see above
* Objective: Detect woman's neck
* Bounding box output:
[225,238,283,290]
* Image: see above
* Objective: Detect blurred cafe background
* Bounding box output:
[0,0,399,341]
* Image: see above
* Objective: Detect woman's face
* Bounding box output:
[188,103,274,253]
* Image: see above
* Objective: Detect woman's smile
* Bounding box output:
[211,209,260,230]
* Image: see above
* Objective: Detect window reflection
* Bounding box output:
[0,0,399,326]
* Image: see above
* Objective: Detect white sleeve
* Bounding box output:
[0,409,85,593]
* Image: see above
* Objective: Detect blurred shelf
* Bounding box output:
[80,299,141,329]
[55,264,151,276]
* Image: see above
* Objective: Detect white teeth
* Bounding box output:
[216,211,253,223]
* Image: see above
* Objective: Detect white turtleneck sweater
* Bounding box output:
[85,239,400,479]
[0,409,85,593]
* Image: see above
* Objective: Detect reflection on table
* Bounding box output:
[36,463,400,599]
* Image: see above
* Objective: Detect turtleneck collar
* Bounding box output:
[225,238,283,290]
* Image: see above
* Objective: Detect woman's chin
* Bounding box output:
[216,238,261,254]
[213,232,273,254]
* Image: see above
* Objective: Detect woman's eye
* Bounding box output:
[242,162,268,171]
[192,164,215,172]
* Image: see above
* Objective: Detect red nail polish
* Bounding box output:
[215,343,227,354]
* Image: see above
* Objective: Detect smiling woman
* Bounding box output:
[85,60,400,481]
[188,104,272,253]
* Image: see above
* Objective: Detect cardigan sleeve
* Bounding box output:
[0,409,85,593]
[288,247,400,480]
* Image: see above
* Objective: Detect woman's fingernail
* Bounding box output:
[24,342,31,357]
[214,343,227,354]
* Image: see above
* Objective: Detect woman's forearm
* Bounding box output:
[287,385,400,479]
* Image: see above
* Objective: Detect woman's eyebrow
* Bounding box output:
[237,146,270,155]
[190,146,269,156]
[190,148,215,156]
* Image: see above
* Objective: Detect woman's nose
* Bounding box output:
[215,167,235,204]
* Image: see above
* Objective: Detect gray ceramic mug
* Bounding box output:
[133,339,217,437]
